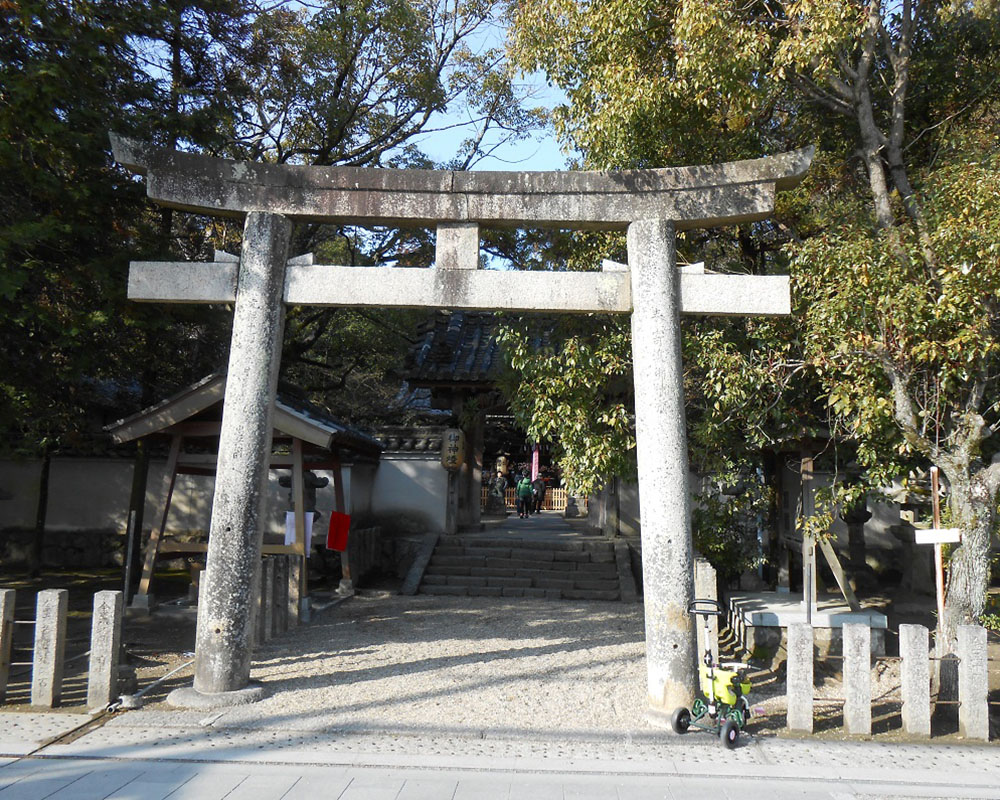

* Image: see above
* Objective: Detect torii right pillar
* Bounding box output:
[628,218,696,721]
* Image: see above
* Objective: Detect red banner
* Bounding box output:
[327,512,351,551]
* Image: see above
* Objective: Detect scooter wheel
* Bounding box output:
[670,706,691,734]
[720,719,739,749]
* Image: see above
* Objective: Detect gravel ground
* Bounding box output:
[212,592,649,735]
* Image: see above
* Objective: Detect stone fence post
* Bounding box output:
[31,589,68,707]
[899,623,931,737]
[693,557,718,663]
[87,591,123,710]
[786,622,814,733]
[842,623,871,735]
[957,624,988,741]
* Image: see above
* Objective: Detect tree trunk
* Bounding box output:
[937,467,993,652]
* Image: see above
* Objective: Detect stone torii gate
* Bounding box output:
[110,134,811,719]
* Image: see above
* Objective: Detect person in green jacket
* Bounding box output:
[516,475,534,519]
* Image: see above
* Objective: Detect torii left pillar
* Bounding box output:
[172,211,291,705]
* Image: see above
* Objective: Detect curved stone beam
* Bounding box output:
[110,135,812,231]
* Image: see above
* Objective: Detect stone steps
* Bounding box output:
[418,536,622,601]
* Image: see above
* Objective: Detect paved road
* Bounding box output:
[1,712,998,799]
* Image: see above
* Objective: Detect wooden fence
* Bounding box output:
[480,487,569,512]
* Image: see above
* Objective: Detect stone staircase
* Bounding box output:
[417,535,624,601]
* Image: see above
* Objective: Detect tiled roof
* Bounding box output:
[104,372,382,458]
[406,310,502,386]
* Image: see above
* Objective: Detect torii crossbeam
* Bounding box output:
[110,134,811,720]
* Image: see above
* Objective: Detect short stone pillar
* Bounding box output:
[628,219,695,719]
[31,589,68,707]
[192,211,291,701]
[693,557,719,663]
[563,495,580,518]
[0,589,14,702]
[87,591,123,710]
[899,623,931,737]
[786,622,814,733]
[957,624,988,740]
[842,623,871,735]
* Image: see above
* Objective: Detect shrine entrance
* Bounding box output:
[110,134,811,722]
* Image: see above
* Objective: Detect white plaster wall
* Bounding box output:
[0,457,370,537]
[371,453,448,533]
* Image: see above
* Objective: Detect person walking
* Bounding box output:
[516,474,534,519]
[531,475,546,514]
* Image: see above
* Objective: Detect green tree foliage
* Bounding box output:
[509,0,1000,635]
[1,0,543,451]
[0,0,230,455]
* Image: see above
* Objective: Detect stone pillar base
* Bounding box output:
[645,706,684,732]
[167,682,267,709]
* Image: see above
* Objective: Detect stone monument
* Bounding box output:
[110,133,810,719]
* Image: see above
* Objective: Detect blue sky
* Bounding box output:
[416,74,572,172]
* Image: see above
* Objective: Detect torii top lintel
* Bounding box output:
[111,135,812,231]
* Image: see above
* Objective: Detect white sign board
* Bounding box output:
[914,528,962,545]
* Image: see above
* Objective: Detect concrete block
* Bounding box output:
[573,579,620,592]
[842,622,871,735]
[0,589,13,702]
[430,555,486,568]
[32,589,68,707]
[448,576,488,587]
[470,567,515,578]
[486,577,532,589]
[553,550,590,563]
[957,624,989,740]
[786,622,814,733]
[421,586,467,596]
[466,587,502,597]
[899,623,930,737]
[574,562,617,575]
[435,222,479,270]
[615,542,639,603]
[562,589,619,601]
[401,531,440,595]
[509,548,553,562]
[87,590,123,710]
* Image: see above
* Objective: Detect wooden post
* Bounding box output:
[136,434,183,604]
[930,466,946,630]
[0,589,14,702]
[289,438,305,627]
[332,452,352,590]
[800,454,817,610]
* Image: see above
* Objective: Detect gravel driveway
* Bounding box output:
[217,592,648,736]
